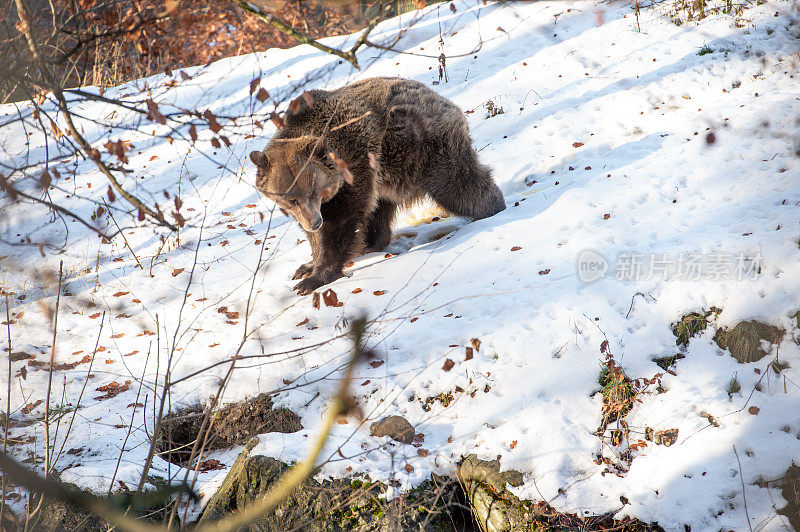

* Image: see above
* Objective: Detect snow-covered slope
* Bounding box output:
[2,0,799,529]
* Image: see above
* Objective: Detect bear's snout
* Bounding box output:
[295,202,323,233]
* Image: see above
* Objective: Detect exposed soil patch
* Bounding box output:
[779,464,800,530]
[157,394,301,466]
[652,353,685,371]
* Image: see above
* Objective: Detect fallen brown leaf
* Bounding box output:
[322,289,343,307]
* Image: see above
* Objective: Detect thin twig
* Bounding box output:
[59,103,177,230]
[139,219,204,494]
[44,261,63,478]
[50,312,104,469]
[0,178,113,241]
[107,348,149,497]
[176,360,237,527]
[733,445,754,532]
[47,375,68,478]
[681,351,780,445]
[1,294,11,524]
[329,110,373,132]
[348,5,390,58]
[25,263,62,525]
[104,199,143,269]
[135,316,164,496]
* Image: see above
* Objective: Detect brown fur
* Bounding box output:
[250,77,505,295]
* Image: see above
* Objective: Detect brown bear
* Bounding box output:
[249,77,505,295]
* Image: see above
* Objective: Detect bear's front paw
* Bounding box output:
[293,270,344,296]
[292,262,314,280]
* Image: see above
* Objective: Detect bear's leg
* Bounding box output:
[364,200,396,252]
[424,151,505,220]
[293,214,368,295]
[293,233,321,280]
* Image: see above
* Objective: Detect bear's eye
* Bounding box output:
[287,199,299,207]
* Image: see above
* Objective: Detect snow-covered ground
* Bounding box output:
[2,0,799,529]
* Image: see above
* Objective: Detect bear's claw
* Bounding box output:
[292,262,314,280]
[293,270,344,296]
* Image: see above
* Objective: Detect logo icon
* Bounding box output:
[577,249,608,283]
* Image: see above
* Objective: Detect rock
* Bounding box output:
[714,321,784,363]
[201,448,664,531]
[199,440,338,531]
[369,415,415,444]
[198,437,260,525]
[457,455,526,532]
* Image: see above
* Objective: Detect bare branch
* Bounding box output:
[12,0,177,231]
[50,313,104,469]
[1,295,12,525]
[0,177,113,241]
[329,110,373,132]
[43,261,63,479]
[347,3,390,57]
[233,0,363,68]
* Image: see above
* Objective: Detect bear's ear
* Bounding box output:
[288,90,326,116]
[320,186,335,200]
[250,151,267,168]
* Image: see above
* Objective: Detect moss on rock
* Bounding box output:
[457,454,528,532]
[198,438,455,530]
[27,490,110,532]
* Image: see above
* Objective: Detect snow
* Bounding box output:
[2,0,800,529]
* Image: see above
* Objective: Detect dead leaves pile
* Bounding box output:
[94,380,131,400]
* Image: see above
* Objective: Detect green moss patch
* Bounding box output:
[672,308,721,347]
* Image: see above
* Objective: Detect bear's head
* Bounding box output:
[250,136,342,233]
